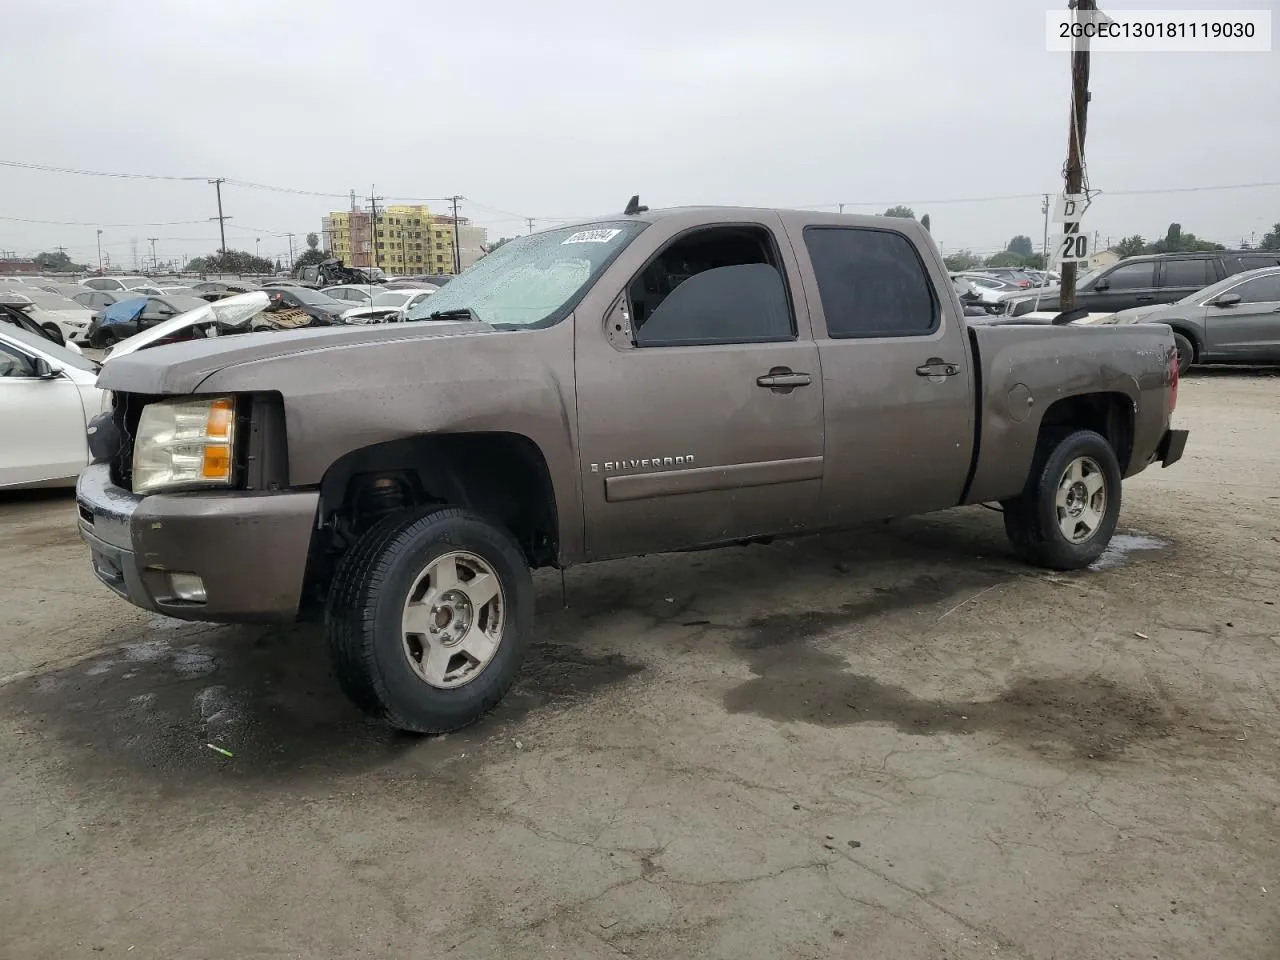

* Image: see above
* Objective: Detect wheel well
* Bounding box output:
[301,433,559,615]
[1167,323,1201,360]
[1037,392,1134,472]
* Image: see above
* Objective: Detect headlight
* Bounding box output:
[132,397,236,494]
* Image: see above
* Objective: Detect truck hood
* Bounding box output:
[97,319,489,394]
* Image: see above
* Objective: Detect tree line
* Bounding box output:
[942,220,1280,274]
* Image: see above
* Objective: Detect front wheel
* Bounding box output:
[1003,428,1122,570]
[1172,332,1195,376]
[326,506,532,733]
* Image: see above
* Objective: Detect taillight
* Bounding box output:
[1169,349,1179,413]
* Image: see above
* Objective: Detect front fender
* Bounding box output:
[198,319,585,561]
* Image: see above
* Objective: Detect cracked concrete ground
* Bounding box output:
[1,369,1278,959]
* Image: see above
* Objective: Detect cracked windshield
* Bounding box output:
[404,222,642,327]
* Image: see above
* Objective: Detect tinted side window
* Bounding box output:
[1226,255,1280,275]
[630,226,793,347]
[1232,275,1280,303]
[1162,259,1213,288]
[804,227,938,338]
[1102,262,1155,290]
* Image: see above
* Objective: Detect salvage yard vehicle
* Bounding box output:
[1101,265,1280,373]
[294,258,386,288]
[81,275,152,292]
[76,205,1188,733]
[89,294,208,349]
[0,290,96,345]
[342,288,437,324]
[1,324,107,489]
[1001,250,1280,317]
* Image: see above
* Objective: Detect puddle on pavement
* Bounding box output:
[3,618,642,788]
[725,601,1197,761]
[1090,534,1170,572]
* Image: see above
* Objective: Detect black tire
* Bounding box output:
[1172,332,1194,375]
[325,506,532,733]
[1002,428,1122,570]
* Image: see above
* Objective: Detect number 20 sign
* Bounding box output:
[1051,229,1091,265]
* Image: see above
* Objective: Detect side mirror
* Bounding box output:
[1092,278,1110,291]
[32,358,58,379]
[1212,292,1241,307]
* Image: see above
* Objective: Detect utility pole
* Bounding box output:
[1058,0,1093,311]
[449,195,463,274]
[148,237,158,272]
[286,233,295,270]
[838,203,845,214]
[526,217,536,234]
[95,230,104,274]
[369,185,385,271]
[1040,193,1051,267]
[208,178,229,254]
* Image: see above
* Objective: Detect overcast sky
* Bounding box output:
[2,0,1276,268]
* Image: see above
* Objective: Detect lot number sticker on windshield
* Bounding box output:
[562,229,622,245]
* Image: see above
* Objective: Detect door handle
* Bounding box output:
[1136,295,1155,302]
[915,359,960,378]
[757,367,812,390]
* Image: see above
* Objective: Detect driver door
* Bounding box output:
[0,342,87,486]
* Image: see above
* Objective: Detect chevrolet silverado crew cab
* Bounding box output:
[76,204,1188,733]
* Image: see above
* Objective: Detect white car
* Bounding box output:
[952,273,1026,308]
[81,275,152,292]
[341,288,437,323]
[0,324,108,489]
[0,290,97,345]
[321,283,386,305]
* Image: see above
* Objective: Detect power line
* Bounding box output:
[0,214,212,227]
[222,178,352,199]
[0,159,206,181]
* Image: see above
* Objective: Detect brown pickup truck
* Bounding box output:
[77,205,1188,732]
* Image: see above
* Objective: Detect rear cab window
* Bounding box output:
[802,227,938,338]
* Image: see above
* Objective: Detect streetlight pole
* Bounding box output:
[96,229,104,274]
[148,237,159,273]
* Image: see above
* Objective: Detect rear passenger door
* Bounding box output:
[1158,258,1217,303]
[789,220,974,524]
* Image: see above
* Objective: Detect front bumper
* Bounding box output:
[1157,429,1189,468]
[75,463,319,623]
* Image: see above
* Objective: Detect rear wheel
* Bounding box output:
[325,506,532,733]
[1003,428,1122,570]
[1172,332,1195,376]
